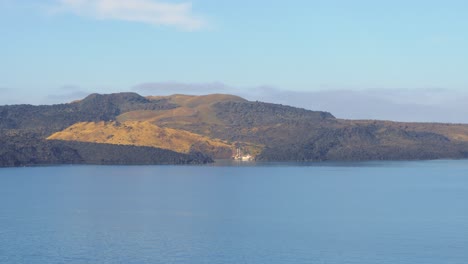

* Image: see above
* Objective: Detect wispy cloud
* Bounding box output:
[241,87,468,124]
[133,81,229,94]
[0,87,35,105]
[42,85,92,104]
[54,0,206,30]
[132,81,468,123]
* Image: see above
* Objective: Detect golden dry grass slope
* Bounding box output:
[47,121,235,158]
[117,94,247,128]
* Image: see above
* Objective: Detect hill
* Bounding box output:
[0,130,211,167]
[0,93,209,166]
[1,92,468,166]
[47,121,234,158]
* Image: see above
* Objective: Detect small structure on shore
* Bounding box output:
[233,147,254,161]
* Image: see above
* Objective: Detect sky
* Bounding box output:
[1,0,468,122]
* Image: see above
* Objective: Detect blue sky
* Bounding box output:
[1,0,468,122]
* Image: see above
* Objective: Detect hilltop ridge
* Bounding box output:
[1,92,468,166]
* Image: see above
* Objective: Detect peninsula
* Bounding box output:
[1,92,468,167]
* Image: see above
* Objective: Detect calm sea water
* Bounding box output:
[1,160,467,264]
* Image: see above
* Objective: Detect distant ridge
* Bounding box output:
[1,92,468,167]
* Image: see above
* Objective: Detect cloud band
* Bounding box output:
[56,0,206,30]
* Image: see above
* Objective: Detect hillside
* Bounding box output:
[0,130,211,167]
[118,94,249,134]
[0,93,210,166]
[47,121,234,158]
[1,92,468,166]
[0,92,177,135]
